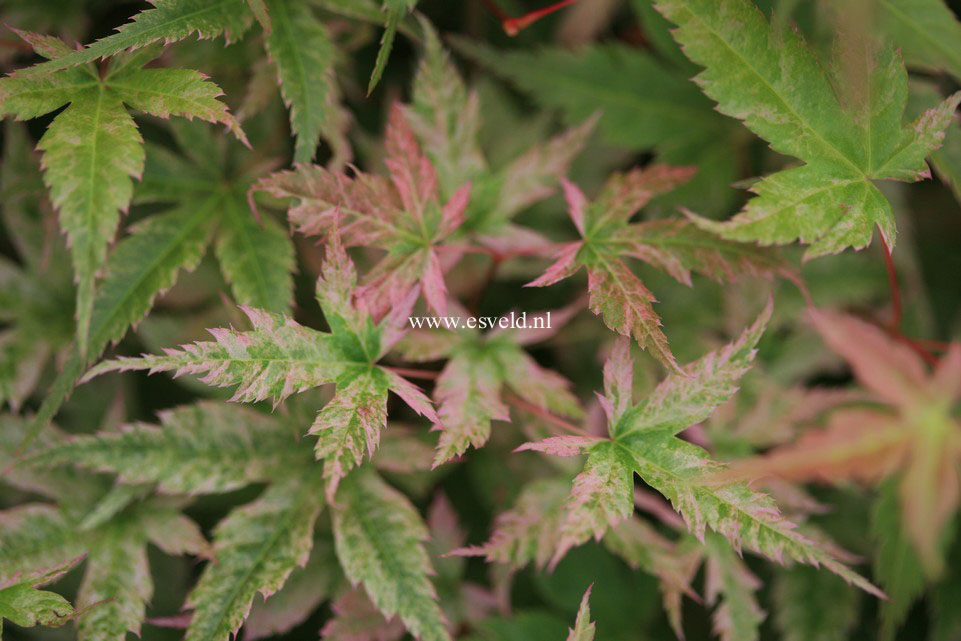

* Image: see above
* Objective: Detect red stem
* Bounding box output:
[0,39,32,53]
[879,235,901,333]
[505,393,594,437]
[876,236,940,366]
[481,0,581,36]
[384,366,439,380]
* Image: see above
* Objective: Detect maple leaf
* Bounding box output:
[83,228,438,498]
[449,478,570,571]
[0,34,244,354]
[405,22,594,248]
[11,0,396,165]
[184,476,326,641]
[254,103,470,319]
[397,304,581,466]
[133,119,295,314]
[654,0,961,257]
[0,124,74,412]
[511,303,883,596]
[332,467,451,641]
[450,36,740,217]
[527,167,792,371]
[0,557,80,637]
[368,0,418,94]
[24,402,315,495]
[16,399,442,641]
[320,588,406,641]
[19,118,297,452]
[878,0,961,83]
[1,418,208,641]
[244,540,340,641]
[722,310,961,578]
[773,565,861,641]
[565,585,596,641]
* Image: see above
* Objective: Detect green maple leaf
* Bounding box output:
[396,304,582,466]
[85,228,439,497]
[514,303,883,597]
[132,120,295,315]
[449,35,740,216]
[332,467,451,641]
[184,476,326,641]
[0,124,74,412]
[773,565,861,641]
[19,118,294,454]
[879,0,961,83]
[11,0,384,164]
[0,557,79,637]
[527,167,793,371]
[0,33,245,354]
[1,419,208,641]
[654,0,961,258]
[18,400,436,641]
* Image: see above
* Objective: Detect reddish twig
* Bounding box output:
[505,393,594,437]
[0,39,32,53]
[481,0,582,36]
[383,366,440,380]
[879,235,901,333]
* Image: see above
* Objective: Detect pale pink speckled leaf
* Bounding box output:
[514,435,603,457]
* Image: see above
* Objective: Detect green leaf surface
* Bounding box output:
[656,0,961,257]
[17,0,253,77]
[332,468,451,641]
[185,477,326,641]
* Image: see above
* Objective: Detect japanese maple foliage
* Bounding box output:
[1,1,961,641]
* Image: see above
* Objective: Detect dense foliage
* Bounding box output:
[1,1,961,640]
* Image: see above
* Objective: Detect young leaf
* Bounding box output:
[331,468,451,641]
[527,169,789,371]
[565,585,595,641]
[184,477,326,641]
[407,24,594,242]
[397,305,581,466]
[84,231,436,498]
[520,304,881,595]
[255,103,468,319]
[723,310,961,576]
[656,0,961,257]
